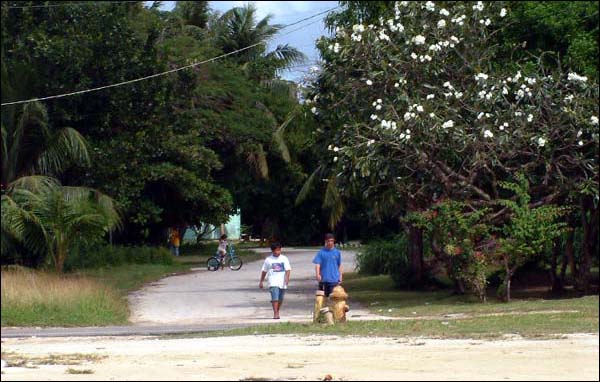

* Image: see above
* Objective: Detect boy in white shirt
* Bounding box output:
[258,242,291,319]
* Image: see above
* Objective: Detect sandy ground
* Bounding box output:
[1,333,598,380]
[2,248,598,380]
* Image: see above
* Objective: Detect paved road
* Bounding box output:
[2,247,387,338]
[128,247,382,325]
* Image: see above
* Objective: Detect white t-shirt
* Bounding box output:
[261,254,292,289]
[218,239,227,252]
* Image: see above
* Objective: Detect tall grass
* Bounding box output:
[1,266,128,326]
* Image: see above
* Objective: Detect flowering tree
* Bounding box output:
[308,1,598,288]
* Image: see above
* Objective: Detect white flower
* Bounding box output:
[370,114,378,120]
[377,99,383,104]
[366,79,373,86]
[590,116,599,125]
[378,30,390,41]
[484,130,494,138]
[404,112,412,121]
[527,114,534,122]
[411,52,418,60]
[515,111,522,117]
[484,18,491,26]
[416,105,424,112]
[577,130,583,137]
[442,120,454,129]
[376,105,382,111]
[564,94,574,103]
[437,19,446,28]
[478,90,487,99]
[413,35,426,45]
[475,73,489,81]
[429,113,436,118]
[352,24,365,33]
[333,156,338,162]
[333,43,341,53]
[502,87,509,95]
[333,146,340,152]
[454,92,463,98]
[443,81,453,89]
[537,137,546,147]
[473,1,484,11]
[311,107,317,114]
[351,33,362,42]
[500,8,507,17]
[425,1,435,11]
[327,144,332,151]
[578,140,584,146]
[477,112,485,120]
[394,83,400,88]
[567,72,588,83]
[439,8,450,17]
[426,94,435,100]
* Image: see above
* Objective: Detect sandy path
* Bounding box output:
[127,248,387,325]
[1,333,598,380]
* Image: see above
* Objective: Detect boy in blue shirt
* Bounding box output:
[312,233,343,297]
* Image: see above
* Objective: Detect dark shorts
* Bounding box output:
[318,282,339,297]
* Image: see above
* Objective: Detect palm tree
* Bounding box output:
[214,3,306,80]
[2,177,121,273]
[1,62,90,186]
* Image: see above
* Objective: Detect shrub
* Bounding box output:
[356,234,412,287]
[64,243,173,271]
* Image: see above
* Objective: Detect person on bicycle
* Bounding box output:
[217,234,228,268]
[259,242,291,319]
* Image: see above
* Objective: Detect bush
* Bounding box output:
[356,234,411,287]
[65,243,173,271]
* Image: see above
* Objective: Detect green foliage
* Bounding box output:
[65,243,173,271]
[356,234,411,288]
[1,177,121,272]
[408,200,491,301]
[502,1,599,80]
[496,174,569,300]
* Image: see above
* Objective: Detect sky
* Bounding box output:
[146,1,337,82]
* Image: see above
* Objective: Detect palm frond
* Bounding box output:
[295,165,321,206]
[323,177,345,229]
[36,127,90,176]
[264,44,307,70]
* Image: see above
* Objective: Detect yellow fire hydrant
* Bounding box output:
[329,285,350,323]
[313,290,326,323]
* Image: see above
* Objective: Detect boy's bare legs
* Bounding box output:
[271,301,280,319]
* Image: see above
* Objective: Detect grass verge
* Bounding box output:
[170,272,598,340]
[1,245,264,327]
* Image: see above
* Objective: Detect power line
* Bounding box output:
[4,1,141,9]
[1,6,339,107]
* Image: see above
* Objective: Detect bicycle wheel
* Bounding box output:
[228,256,243,271]
[207,257,220,271]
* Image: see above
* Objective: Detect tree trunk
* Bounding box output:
[408,223,425,286]
[576,196,596,293]
[550,237,564,294]
[565,229,576,285]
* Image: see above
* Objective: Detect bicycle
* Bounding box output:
[207,244,243,271]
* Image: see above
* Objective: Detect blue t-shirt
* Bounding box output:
[312,247,341,283]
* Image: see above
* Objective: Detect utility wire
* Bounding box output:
[4,1,141,9]
[1,6,339,106]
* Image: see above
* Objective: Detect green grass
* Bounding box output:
[187,310,598,340]
[343,273,599,318]
[1,262,191,327]
[169,272,598,340]
[1,244,265,327]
